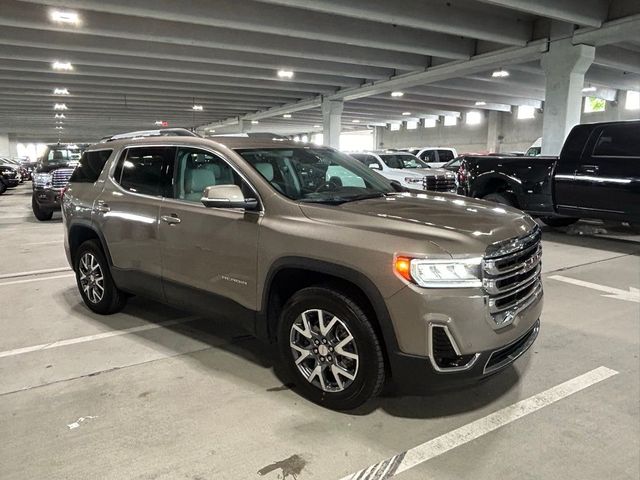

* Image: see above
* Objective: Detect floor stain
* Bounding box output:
[266,383,295,392]
[257,454,306,479]
[138,391,152,399]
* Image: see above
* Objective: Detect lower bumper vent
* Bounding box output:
[431,326,476,371]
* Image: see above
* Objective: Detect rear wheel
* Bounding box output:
[32,195,53,221]
[74,240,127,315]
[541,217,579,228]
[482,191,518,207]
[278,286,385,410]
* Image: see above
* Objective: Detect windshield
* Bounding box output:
[44,148,82,165]
[236,147,394,203]
[379,154,429,169]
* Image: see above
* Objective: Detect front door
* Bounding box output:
[159,147,262,323]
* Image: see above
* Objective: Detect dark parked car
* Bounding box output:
[32,144,84,220]
[454,120,640,227]
[0,162,21,194]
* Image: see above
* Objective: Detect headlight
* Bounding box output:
[33,173,53,188]
[403,177,423,184]
[1,169,13,175]
[395,256,483,288]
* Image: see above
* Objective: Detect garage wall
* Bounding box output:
[0,134,10,158]
[376,99,640,154]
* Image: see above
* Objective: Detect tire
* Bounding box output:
[482,192,517,207]
[74,240,127,315]
[541,217,579,228]
[32,195,53,221]
[278,286,385,410]
[0,182,6,195]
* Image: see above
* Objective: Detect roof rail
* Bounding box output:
[100,128,199,143]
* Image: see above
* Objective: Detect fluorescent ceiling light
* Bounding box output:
[475,101,486,106]
[491,69,509,78]
[54,103,68,110]
[352,119,360,123]
[402,112,411,116]
[251,120,259,124]
[55,113,65,119]
[277,69,294,79]
[55,126,64,130]
[52,61,73,71]
[49,9,80,25]
[53,88,69,95]
[391,91,404,98]
[192,105,203,111]
[283,114,292,118]
[582,86,597,93]
[313,124,321,128]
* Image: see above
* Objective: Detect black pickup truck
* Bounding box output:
[455,120,640,227]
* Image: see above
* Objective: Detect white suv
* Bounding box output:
[350,151,457,193]
[399,147,458,167]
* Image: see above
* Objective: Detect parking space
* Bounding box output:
[1,183,638,480]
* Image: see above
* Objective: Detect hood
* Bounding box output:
[299,193,537,256]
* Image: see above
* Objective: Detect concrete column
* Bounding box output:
[541,23,595,155]
[613,90,627,121]
[486,111,500,153]
[322,99,343,149]
[0,134,10,158]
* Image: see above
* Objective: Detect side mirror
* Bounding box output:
[368,163,381,170]
[201,184,259,211]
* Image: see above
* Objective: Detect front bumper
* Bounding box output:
[388,319,540,393]
[33,187,63,211]
[4,178,20,187]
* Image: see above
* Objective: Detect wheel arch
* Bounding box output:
[471,172,524,202]
[68,221,113,269]
[259,257,400,372]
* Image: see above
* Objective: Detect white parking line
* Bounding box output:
[341,366,618,480]
[550,275,640,303]
[0,316,199,359]
[0,273,75,287]
[0,267,72,280]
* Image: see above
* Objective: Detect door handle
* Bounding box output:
[160,214,181,225]
[577,164,599,175]
[94,202,110,213]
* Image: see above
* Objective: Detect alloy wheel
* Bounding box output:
[289,309,359,392]
[79,252,105,304]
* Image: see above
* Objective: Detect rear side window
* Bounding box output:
[437,150,455,162]
[420,150,436,162]
[70,150,112,183]
[113,147,176,197]
[593,125,640,157]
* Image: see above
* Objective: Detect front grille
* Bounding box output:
[483,227,543,326]
[423,174,456,192]
[51,168,75,188]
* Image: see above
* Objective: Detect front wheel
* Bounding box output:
[74,240,127,315]
[278,286,385,410]
[482,192,518,207]
[0,182,6,195]
[541,217,579,228]
[32,195,53,221]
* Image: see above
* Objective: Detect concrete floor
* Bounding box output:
[1,183,639,480]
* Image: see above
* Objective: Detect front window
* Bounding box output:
[379,154,428,169]
[236,147,394,204]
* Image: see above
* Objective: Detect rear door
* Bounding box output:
[93,146,175,298]
[572,123,640,220]
[436,149,455,164]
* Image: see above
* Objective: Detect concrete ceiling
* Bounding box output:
[0,0,638,142]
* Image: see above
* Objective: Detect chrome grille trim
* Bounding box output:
[51,168,74,189]
[483,226,543,326]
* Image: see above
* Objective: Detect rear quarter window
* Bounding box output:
[593,124,640,157]
[70,150,112,183]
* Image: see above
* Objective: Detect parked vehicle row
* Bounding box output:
[0,159,21,195]
[451,120,639,226]
[349,151,457,193]
[62,128,542,410]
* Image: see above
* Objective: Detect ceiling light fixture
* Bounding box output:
[283,114,292,118]
[49,9,80,25]
[475,101,487,106]
[192,105,203,111]
[313,125,321,128]
[352,119,360,123]
[402,112,411,116]
[54,103,68,110]
[491,69,509,78]
[53,88,69,95]
[582,86,597,93]
[52,61,73,71]
[251,120,259,124]
[55,113,65,119]
[391,91,404,98]
[56,126,64,130]
[277,69,294,79]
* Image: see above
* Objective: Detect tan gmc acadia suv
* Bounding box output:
[62,129,542,410]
